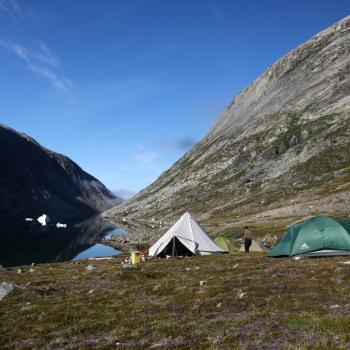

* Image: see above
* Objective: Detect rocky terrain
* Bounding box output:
[0,124,122,220]
[105,15,350,240]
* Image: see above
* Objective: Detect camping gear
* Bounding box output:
[239,239,267,252]
[148,212,224,257]
[267,215,350,257]
[140,251,148,261]
[214,236,237,253]
[131,251,141,265]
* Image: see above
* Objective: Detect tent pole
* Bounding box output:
[172,237,176,256]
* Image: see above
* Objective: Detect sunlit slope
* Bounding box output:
[106,15,350,237]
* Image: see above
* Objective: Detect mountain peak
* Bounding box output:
[0,124,122,219]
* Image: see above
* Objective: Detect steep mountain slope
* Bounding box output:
[0,124,122,219]
[106,16,350,237]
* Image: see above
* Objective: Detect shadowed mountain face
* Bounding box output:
[0,124,122,220]
[106,15,350,238]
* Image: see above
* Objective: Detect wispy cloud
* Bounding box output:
[133,136,196,175]
[210,2,238,44]
[0,0,23,21]
[0,37,73,93]
[212,4,225,22]
[135,142,145,151]
[135,150,162,170]
[155,137,197,152]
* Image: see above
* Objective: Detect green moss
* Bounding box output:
[294,143,350,179]
[285,313,350,333]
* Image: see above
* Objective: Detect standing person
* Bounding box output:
[243,226,252,253]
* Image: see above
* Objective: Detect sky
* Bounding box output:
[0,0,349,198]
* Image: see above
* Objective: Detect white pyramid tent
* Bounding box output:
[149,212,225,257]
[239,239,267,252]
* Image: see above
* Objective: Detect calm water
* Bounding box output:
[73,244,119,261]
[0,215,124,267]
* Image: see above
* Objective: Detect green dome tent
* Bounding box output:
[267,216,350,257]
[214,237,237,253]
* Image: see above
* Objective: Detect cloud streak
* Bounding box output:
[0,37,73,93]
[0,0,23,21]
[212,4,225,22]
[155,137,197,152]
[135,150,162,170]
[133,136,196,175]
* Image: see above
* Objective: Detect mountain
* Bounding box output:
[0,124,122,219]
[105,16,350,238]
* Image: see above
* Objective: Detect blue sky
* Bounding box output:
[0,1,349,197]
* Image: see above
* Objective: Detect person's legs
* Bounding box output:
[245,239,252,252]
[244,239,249,252]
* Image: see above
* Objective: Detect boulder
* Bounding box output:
[0,282,15,300]
[122,263,138,270]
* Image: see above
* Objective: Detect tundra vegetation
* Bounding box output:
[1,254,350,349]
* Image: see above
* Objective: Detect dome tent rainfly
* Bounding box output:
[148,212,225,257]
[214,236,237,253]
[267,216,350,257]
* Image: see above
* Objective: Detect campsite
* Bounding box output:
[1,250,350,349]
[1,2,350,349]
[1,213,350,349]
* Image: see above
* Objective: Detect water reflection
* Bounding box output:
[73,244,118,261]
[0,215,122,267]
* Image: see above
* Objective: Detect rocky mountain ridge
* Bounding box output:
[0,124,122,219]
[105,15,350,239]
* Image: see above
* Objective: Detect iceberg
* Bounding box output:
[37,214,49,226]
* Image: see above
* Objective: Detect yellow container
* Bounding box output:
[131,251,141,265]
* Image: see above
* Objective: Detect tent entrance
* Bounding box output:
[159,237,194,257]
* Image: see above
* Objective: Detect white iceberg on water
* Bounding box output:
[37,214,49,226]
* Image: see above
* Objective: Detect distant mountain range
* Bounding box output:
[113,189,136,201]
[0,124,122,220]
[105,15,350,239]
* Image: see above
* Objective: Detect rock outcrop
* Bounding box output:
[0,124,122,219]
[106,16,350,237]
